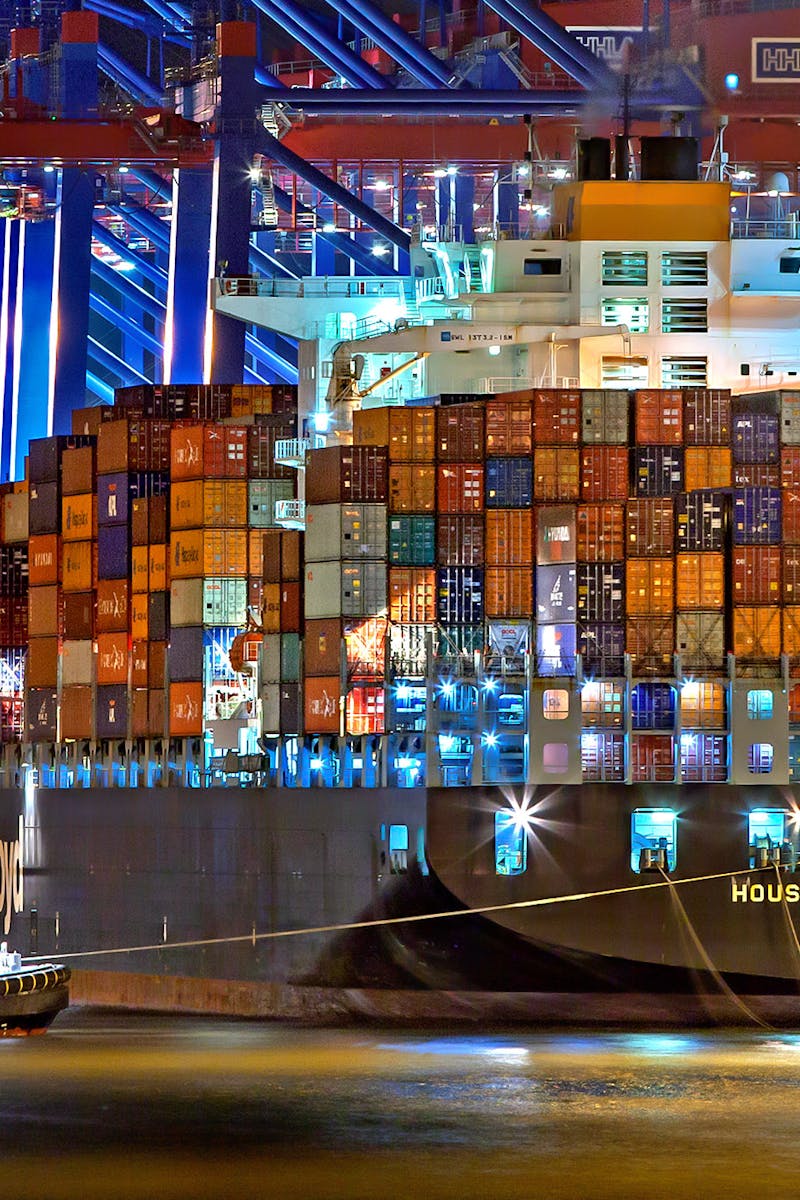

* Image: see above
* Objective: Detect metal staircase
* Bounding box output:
[463,244,486,293]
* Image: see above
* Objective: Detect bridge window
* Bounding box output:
[543,688,569,719]
[601,250,648,286]
[661,356,708,387]
[388,824,408,874]
[631,809,677,874]
[542,742,569,774]
[748,743,774,774]
[495,811,527,876]
[602,298,649,333]
[747,689,773,720]
[780,257,800,275]
[662,298,708,333]
[661,251,708,286]
[524,258,561,276]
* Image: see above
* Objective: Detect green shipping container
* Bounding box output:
[248,479,294,528]
[280,633,301,682]
[388,515,436,566]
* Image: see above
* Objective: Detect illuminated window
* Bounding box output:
[602,297,649,333]
[662,298,707,333]
[748,809,791,867]
[601,250,647,286]
[495,811,527,876]
[748,743,774,774]
[630,809,677,873]
[543,743,569,774]
[680,681,726,729]
[661,356,708,387]
[389,824,408,874]
[581,681,624,726]
[747,689,773,720]
[543,688,569,719]
[601,355,648,386]
[661,251,708,286]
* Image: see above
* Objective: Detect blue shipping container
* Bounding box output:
[169,625,203,683]
[632,447,684,497]
[485,458,533,508]
[437,568,484,624]
[578,622,625,675]
[732,413,780,465]
[631,682,676,730]
[676,490,727,552]
[536,563,577,623]
[733,487,782,545]
[577,563,624,624]
[96,685,129,739]
[97,524,130,580]
[98,471,169,527]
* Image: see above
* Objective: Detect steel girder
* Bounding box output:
[248,0,389,89]
[274,88,698,118]
[97,43,164,105]
[318,0,455,87]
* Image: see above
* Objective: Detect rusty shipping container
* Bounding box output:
[485,395,532,456]
[436,402,484,462]
[306,445,389,505]
[626,559,675,615]
[684,447,732,491]
[436,514,484,566]
[626,499,674,557]
[436,464,484,513]
[388,568,436,624]
[532,389,580,444]
[580,446,629,502]
[683,388,731,445]
[576,504,625,562]
[484,509,533,566]
[635,389,683,445]
[388,464,436,513]
[484,567,534,618]
[733,546,782,606]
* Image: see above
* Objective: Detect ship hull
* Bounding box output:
[8,783,800,1022]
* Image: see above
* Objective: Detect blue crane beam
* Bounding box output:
[248,0,390,90]
[91,256,166,323]
[88,337,151,385]
[257,127,410,252]
[272,184,399,276]
[482,0,616,88]
[89,292,164,357]
[97,43,163,105]
[245,333,299,383]
[86,371,116,405]
[275,88,695,117]
[318,0,455,87]
[249,239,299,281]
[91,221,167,288]
[83,0,191,46]
[105,203,171,253]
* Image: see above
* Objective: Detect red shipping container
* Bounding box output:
[436,404,484,462]
[631,735,675,782]
[306,445,389,504]
[436,515,484,566]
[28,534,60,586]
[790,683,800,722]
[303,676,341,733]
[96,632,129,685]
[169,681,203,736]
[683,388,731,446]
[346,685,385,735]
[626,499,674,556]
[532,389,580,444]
[783,489,800,545]
[279,582,302,633]
[782,447,800,489]
[171,424,248,479]
[733,546,781,605]
[784,548,800,603]
[436,464,484,513]
[580,446,629,502]
[635,389,683,445]
[577,504,625,561]
[734,463,781,488]
[96,579,129,632]
[485,395,532,455]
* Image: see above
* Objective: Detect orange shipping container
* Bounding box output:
[485,396,532,455]
[684,447,732,491]
[62,540,93,593]
[61,493,95,541]
[61,445,95,496]
[389,568,436,623]
[204,530,247,576]
[626,558,675,615]
[676,552,725,609]
[27,638,59,687]
[170,480,203,529]
[534,448,579,501]
[635,389,683,445]
[733,606,781,659]
[577,504,625,561]
[171,424,248,479]
[130,593,148,640]
[352,406,390,448]
[261,583,281,633]
[149,544,167,591]
[96,632,129,685]
[28,534,60,586]
[626,617,675,676]
[303,676,341,733]
[436,464,484,513]
[532,389,580,444]
[347,685,385,735]
[389,464,435,513]
[131,546,149,593]
[132,641,149,688]
[28,586,60,638]
[388,407,436,461]
[484,568,533,617]
[204,480,248,528]
[249,529,265,578]
[485,510,533,566]
[96,579,129,632]
[170,530,204,579]
[169,681,204,736]
[783,607,800,660]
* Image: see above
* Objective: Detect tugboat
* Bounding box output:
[0,944,70,1036]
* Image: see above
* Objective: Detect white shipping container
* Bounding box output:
[203,577,247,625]
[61,640,94,686]
[676,611,725,672]
[261,683,281,733]
[304,561,387,619]
[581,389,629,445]
[170,579,204,627]
[3,493,28,543]
[261,634,281,683]
[305,503,387,562]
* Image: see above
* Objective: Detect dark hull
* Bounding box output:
[6,783,800,1021]
[0,969,70,1035]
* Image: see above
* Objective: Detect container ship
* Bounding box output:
[4,156,800,1021]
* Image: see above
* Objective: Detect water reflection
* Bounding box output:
[5,1010,800,1198]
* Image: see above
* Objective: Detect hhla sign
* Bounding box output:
[0,816,23,936]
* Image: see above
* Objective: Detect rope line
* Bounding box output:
[23,865,761,963]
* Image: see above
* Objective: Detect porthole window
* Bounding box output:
[543,688,569,719]
[495,811,527,876]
